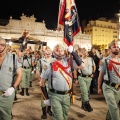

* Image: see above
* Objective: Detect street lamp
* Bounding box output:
[117,10,120,47]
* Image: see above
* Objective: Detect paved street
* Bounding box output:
[12,79,108,120]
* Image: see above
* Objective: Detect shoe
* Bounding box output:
[81,101,93,112]
[20,88,24,96]
[81,102,88,111]
[86,101,93,112]
[41,114,47,119]
[26,88,30,96]
[41,107,47,119]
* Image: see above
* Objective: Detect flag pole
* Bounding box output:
[70,53,75,104]
[58,0,81,104]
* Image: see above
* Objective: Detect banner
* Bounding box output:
[58,0,81,46]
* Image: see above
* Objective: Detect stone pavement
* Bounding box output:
[12,79,108,120]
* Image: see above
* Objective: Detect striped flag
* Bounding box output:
[58,0,81,46]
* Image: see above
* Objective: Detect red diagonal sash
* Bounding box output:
[108,60,120,78]
[52,60,72,78]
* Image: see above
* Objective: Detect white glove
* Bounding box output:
[44,99,51,106]
[31,71,34,74]
[3,87,15,97]
[68,45,73,53]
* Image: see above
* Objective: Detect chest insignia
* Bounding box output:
[43,65,47,70]
[9,67,12,72]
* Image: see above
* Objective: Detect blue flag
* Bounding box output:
[58,0,81,46]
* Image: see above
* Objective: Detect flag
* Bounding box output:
[58,0,81,46]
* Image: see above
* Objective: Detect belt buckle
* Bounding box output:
[86,75,88,78]
[0,91,3,95]
[65,91,68,94]
[115,84,120,89]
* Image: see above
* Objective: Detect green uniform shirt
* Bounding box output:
[37,57,55,73]
[21,55,32,67]
[41,58,72,91]
[99,55,120,84]
[79,57,95,75]
[0,52,22,91]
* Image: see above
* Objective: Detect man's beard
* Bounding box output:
[0,46,6,54]
[112,51,119,55]
[53,52,65,60]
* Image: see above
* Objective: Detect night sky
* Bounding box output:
[0,0,120,29]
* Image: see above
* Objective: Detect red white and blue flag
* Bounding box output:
[58,0,81,46]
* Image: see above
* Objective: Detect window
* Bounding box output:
[113,31,117,33]
[113,36,117,38]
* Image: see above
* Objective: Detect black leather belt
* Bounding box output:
[103,80,120,89]
[50,89,71,95]
[22,66,30,69]
[81,74,91,78]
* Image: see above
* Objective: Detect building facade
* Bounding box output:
[84,18,119,48]
[0,14,92,50]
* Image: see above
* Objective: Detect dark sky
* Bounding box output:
[0,0,120,29]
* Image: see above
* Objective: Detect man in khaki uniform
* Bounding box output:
[78,48,96,112]
[39,44,83,120]
[20,49,32,96]
[0,37,22,120]
[98,40,120,120]
[36,46,53,119]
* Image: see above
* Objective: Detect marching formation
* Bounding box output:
[0,35,120,120]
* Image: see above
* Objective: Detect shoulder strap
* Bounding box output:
[12,54,16,86]
[50,63,53,89]
[39,59,42,73]
[26,57,31,67]
[105,59,110,81]
[91,57,94,73]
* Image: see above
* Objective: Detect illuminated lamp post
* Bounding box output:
[117,10,120,47]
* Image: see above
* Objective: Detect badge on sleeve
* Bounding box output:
[43,65,47,70]
[9,67,12,72]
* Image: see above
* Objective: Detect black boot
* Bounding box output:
[14,92,17,101]
[47,106,53,116]
[81,102,88,111]
[26,88,30,96]
[41,107,47,119]
[20,88,24,96]
[85,101,93,112]
[81,101,93,112]
[29,81,32,87]
[17,85,20,90]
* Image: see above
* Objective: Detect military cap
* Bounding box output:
[81,48,87,53]
[108,40,116,48]
[53,44,64,52]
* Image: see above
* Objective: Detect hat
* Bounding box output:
[53,44,64,52]
[81,48,87,53]
[108,40,116,48]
